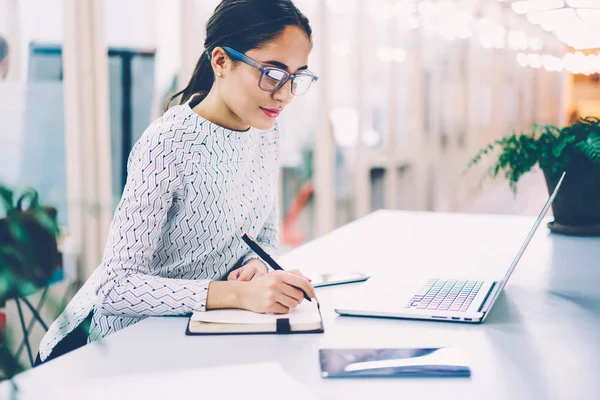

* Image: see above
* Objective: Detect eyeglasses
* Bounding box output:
[212,46,318,96]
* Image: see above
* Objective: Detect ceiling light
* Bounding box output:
[527,53,543,68]
[554,27,600,50]
[561,51,600,75]
[566,0,600,8]
[576,9,600,24]
[512,0,565,14]
[527,8,578,32]
[542,55,563,72]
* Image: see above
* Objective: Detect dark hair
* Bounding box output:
[0,35,8,62]
[164,0,312,112]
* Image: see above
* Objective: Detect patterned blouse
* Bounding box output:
[39,104,280,361]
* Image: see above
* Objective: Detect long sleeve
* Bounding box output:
[241,193,280,270]
[96,129,210,317]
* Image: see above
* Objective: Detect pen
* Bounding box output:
[241,233,312,302]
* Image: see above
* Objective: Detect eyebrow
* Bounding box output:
[264,60,308,72]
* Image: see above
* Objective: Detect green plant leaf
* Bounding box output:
[0,185,14,213]
[575,132,600,164]
[464,117,600,193]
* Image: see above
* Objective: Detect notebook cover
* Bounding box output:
[185,302,324,336]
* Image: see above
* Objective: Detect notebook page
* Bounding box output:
[191,300,320,325]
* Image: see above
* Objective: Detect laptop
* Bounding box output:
[335,171,566,324]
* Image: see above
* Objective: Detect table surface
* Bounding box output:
[3,210,600,399]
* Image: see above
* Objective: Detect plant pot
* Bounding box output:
[543,156,600,236]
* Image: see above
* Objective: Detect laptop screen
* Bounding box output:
[482,171,566,311]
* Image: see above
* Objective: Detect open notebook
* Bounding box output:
[186,300,324,335]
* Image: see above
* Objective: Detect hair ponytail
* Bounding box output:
[164,0,312,113]
[164,51,214,112]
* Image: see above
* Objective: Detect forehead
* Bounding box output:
[247,25,311,71]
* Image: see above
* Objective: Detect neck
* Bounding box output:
[191,88,250,132]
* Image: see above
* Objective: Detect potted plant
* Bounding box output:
[0,185,60,380]
[467,116,600,236]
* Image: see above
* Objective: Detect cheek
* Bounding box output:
[222,71,277,129]
[227,73,263,110]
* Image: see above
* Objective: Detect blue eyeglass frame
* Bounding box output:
[207,46,318,95]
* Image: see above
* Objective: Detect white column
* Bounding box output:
[63,0,112,279]
[313,0,336,237]
[560,70,572,127]
[447,41,463,211]
[428,35,443,211]
[353,0,371,218]
[5,0,21,81]
[464,35,482,200]
[410,29,427,211]
[384,18,399,210]
[179,0,203,92]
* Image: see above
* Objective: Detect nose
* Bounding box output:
[272,78,293,105]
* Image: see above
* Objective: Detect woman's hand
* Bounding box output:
[228,258,268,281]
[239,270,316,314]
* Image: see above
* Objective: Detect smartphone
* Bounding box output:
[311,272,371,288]
[319,347,471,378]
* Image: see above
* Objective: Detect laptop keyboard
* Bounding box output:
[405,279,484,312]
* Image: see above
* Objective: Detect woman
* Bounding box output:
[37,0,317,364]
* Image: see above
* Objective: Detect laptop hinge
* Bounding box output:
[477,281,498,313]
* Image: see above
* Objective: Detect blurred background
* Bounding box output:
[0,1,598,362]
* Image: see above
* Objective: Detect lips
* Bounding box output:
[260,107,281,118]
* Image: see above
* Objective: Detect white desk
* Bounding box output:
[3,210,600,399]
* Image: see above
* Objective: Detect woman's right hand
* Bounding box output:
[239,270,315,314]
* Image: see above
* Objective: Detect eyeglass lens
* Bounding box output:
[259,68,314,95]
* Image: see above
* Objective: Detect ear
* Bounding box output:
[210,47,230,76]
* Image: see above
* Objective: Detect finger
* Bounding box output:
[237,267,256,282]
[287,269,312,283]
[274,291,300,310]
[228,269,240,281]
[280,282,304,304]
[254,261,268,274]
[254,270,267,278]
[281,272,316,299]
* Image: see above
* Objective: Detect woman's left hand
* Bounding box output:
[228,258,269,281]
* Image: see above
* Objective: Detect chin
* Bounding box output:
[251,116,277,131]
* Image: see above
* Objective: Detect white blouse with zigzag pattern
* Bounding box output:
[39,104,280,361]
